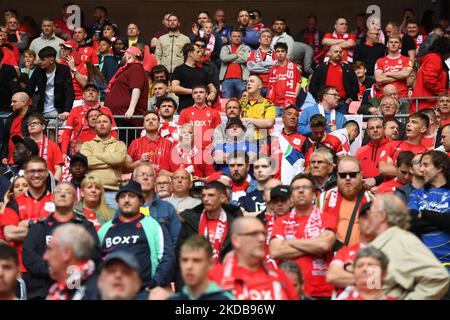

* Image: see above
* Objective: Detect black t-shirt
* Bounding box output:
[0,64,20,111]
[171,64,212,112]
[354,42,386,75]
[237,189,265,213]
[400,35,416,57]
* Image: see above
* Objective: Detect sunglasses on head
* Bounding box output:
[338,171,359,179]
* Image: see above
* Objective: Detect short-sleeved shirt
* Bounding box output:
[375,178,403,194]
[379,140,428,164]
[240,98,276,139]
[271,208,336,297]
[36,137,64,174]
[178,105,222,148]
[171,64,212,112]
[78,46,99,65]
[127,135,173,173]
[104,63,149,116]
[374,55,413,98]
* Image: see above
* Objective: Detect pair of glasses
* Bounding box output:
[338,171,360,179]
[28,121,43,127]
[25,169,47,175]
[326,93,340,98]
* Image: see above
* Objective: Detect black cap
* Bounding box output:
[116,180,144,201]
[12,136,39,156]
[84,82,99,92]
[191,180,205,191]
[104,251,140,271]
[225,117,246,131]
[359,202,372,217]
[270,185,292,200]
[70,153,88,167]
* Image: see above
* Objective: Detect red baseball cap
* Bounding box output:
[60,40,79,50]
[121,46,142,57]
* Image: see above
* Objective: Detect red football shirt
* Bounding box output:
[379,140,428,164]
[325,62,346,98]
[271,208,337,297]
[267,62,301,106]
[0,192,54,272]
[323,32,357,63]
[78,46,99,65]
[61,103,118,155]
[35,136,64,174]
[305,134,344,167]
[420,134,437,151]
[375,178,403,194]
[127,135,173,173]
[374,55,413,98]
[178,105,222,148]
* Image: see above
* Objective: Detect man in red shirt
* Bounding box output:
[375,150,413,194]
[178,85,222,149]
[1,156,53,273]
[59,40,89,103]
[374,35,413,99]
[322,17,357,63]
[27,114,64,181]
[266,42,301,115]
[209,216,298,300]
[355,117,389,179]
[1,92,32,165]
[104,46,149,142]
[61,83,118,161]
[378,112,429,178]
[246,29,276,96]
[125,110,173,174]
[157,97,180,144]
[270,174,336,299]
[73,27,99,66]
[420,108,440,150]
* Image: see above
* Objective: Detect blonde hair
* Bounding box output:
[80,175,111,221]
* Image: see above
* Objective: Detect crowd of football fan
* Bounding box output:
[0,4,449,301]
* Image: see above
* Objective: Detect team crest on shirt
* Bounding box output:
[206,111,210,117]
[44,202,55,212]
[293,138,301,145]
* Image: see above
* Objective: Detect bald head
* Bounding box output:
[11,92,30,113]
[231,217,264,235]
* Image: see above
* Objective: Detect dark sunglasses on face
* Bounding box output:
[338,171,360,179]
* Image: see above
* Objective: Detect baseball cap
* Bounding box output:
[60,40,79,51]
[225,117,246,131]
[70,153,88,167]
[191,180,205,191]
[121,46,142,57]
[104,251,140,271]
[84,82,99,92]
[270,185,292,201]
[116,180,144,201]
[12,136,39,156]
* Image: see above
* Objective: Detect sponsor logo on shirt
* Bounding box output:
[105,235,140,248]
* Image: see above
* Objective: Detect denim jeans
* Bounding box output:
[105,190,118,210]
[221,78,246,99]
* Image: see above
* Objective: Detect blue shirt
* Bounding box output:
[297,104,347,136]
[214,140,257,175]
[408,186,450,270]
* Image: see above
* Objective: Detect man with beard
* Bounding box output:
[98,180,175,298]
[104,46,149,142]
[238,156,275,216]
[157,97,179,143]
[270,174,336,299]
[155,14,190,74]
[155,175,172,200]
[80,113,127,210]
[228,151,257,205]
[319,156,374,249]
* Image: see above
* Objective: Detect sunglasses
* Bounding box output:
[338,171,360,179]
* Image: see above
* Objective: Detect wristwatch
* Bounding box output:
[71,68,78,75]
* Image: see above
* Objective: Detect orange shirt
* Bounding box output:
[336,198,360,246]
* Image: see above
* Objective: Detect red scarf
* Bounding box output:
[47,260,95,300]
[264,213,277,269]
[198,210,228,264]
[219,251,286,300]
[267,60,298,107]
[176,144,199,173]
[105,60,143,93]
[38,135,49,160]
